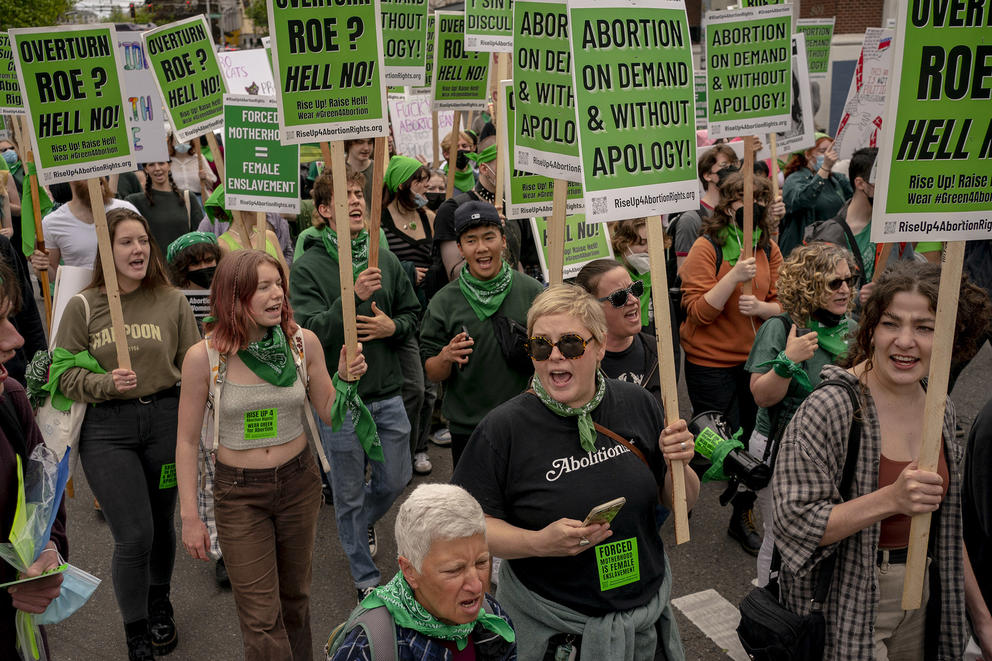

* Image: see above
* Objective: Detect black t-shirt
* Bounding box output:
[452,380,669,616]
[964,398,992,611]
[601,335,647,388]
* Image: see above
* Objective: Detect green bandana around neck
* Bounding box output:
[444,162,477,192]
[458,262,513,320]
[718,224,763,266]
[531,369,607,453]
[322,227,370,279]
[362,572,514,651]
[331,373,383,462]
[810,317,852,359]
[237,326,297,387]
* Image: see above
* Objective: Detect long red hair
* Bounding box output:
[206,250,298,354]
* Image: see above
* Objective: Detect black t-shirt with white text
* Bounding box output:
[452,380,668,616]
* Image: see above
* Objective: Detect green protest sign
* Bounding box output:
[0,33,24,115]
[530,214,614,280]
[796,18,834,78]
[381,0,428,86]
[513,0,581,182]
[694,71,707,130]
[567,0,698,223]
[432,12,491,111]
[143,15,227,143]
[703,4,792,139]
[267,0,388,144]
[412,14,436,92]
[9,24,135,185]
[224,94,300,215]
[499,80,583,219]
[871,2,992,243]
[465,0,514,53]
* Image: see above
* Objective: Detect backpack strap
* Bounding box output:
[204,339,226,456]
[291,328,331,474]
[326,605,398,661]
[183,189,192,230]
[835,218,867,283]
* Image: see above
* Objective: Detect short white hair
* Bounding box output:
[394,484,486,572]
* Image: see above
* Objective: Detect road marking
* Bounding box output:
[671,589,749,661]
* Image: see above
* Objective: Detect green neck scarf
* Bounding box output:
[362,572,514,651]
[458,262,513,320]
[237,326,297,387]
[531,369,607,453]
[810,317,851,359]
[322,227,370,279]
[444,162,476,192]
[718,224,763,266]
[331,373,383,462]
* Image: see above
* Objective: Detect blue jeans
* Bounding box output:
[316,395,411,588]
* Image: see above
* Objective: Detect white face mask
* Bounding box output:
[625,251,651,274]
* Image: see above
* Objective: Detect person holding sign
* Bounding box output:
[53,209,200,660]
[780,134,852,258]
[743,242,857,586]
[176,250,367,661]
[772,262,991,661]
[167,133,216,198]
[439,131,477,195]
[420,202,543,468]
[0,260,68,660]
[290,170,420,603]
[679,170,782,555]
[126,161,206,265]
[453,284,698,661]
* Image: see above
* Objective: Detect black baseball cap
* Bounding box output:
[454,200,502,239]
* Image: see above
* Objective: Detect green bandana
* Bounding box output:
[331,373,383,462]
[444,162,477,192]
[167,231,218,264]
[810,318,852,359]
[718,224,763,266]
[383,155,424,193]
[25,350,51,409]
[458,262,513,320]
[756,351,813,393]
[531,369,608,453]
[362,572,514,651]
[466,144,497,164]
[41,348,107,410]
[322,227,370,279]
[237,326,297,387]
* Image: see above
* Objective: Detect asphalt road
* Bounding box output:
[45,341,992,660]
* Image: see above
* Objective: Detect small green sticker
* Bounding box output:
[245,408,277,440]
[159,463,177,489]
[595,537,639,591]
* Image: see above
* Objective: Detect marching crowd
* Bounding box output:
[0,119,991,661]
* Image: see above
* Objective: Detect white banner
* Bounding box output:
[833,28,893,162]
[388,91,453,164]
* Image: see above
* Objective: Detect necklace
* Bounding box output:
[476,186,495,203]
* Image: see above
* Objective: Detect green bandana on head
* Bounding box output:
[458,262,512,320]
[362,572,514,651]
[383,155,424,193]
[531,369,607,453]
[718,224,762,266]
[166,231,218,264]
[322,227,370,280]
[238,326,296,387]
[466,145,497,164]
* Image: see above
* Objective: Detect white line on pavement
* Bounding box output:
[671,589,750,661]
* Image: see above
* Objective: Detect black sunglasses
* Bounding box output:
[827,276,858,291]
[598,280,644,307]
[527,333,594,361]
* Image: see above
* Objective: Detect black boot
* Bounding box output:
[125,619,154,661]
[148,584,178,656]
[728,490,761,556]
[215,557,230,588]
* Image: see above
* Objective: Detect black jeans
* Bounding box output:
[78,394,179,624]
[683,360,758,443]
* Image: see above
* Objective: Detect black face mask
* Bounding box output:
[733,203,766,228]
[425,192,445,211]
[811,307,844,328]
[456,149,470,169]
[187,266,216,289]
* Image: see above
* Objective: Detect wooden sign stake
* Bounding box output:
[768,133,781,240]
[446,111,462,200]
[368,136,388,269]
[19,117,53,329]
[494,54,510,218]
[873,243,894,282]
[191,140,211,196]
[431,111,440,170]
[88,178,131,371]
[327,141,359,380]
[647,218,690,544]
[902,241,965,609]
[548,179,568,286]
[255,211,267,251]
[742,135,755,296]
[203,131,226,183]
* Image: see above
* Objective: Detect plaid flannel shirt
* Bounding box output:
[772,365,967,660]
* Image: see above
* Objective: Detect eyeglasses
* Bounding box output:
[598,280,644,307]
[527,333,594,361]
[827,276,858,291]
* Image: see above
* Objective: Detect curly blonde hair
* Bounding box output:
[776,243,856,324]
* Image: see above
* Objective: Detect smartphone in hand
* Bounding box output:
[581,497,626,527]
